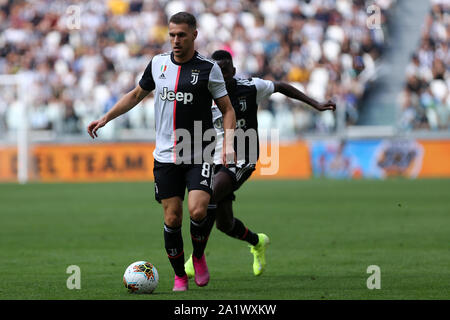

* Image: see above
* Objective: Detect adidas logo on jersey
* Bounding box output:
[159,73,166,79]
[200,180,209,186]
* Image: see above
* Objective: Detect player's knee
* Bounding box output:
[164,213,182,228]
[189,204,207,222]
[163,206,183,227]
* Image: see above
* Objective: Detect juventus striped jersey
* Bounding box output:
[139,51,228,164]
[212,77,274,165]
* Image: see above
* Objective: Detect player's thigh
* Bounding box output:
[185,163,216,220]
[161,196,183,227]
[187,189,210,220]
[214,163,255,203]
[212,169,234,203]
[153,160,186,203]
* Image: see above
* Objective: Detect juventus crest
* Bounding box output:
[191,69,200,85]
[238,97,247,112]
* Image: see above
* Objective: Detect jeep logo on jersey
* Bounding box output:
[236,118,246,129]
[160,87,193,104]
[191,69,200,85]
[238,97,247,112]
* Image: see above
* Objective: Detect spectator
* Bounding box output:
[0,0,394,139]
[400,0,449,130]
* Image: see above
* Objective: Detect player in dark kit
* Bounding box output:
[185,50,336,276]
[87,14,236,292]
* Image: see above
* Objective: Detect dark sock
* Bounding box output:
[190,205,216,259]
[226,218,259,246]
[164,224,185,277]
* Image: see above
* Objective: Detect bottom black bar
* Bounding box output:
[1,300,446,319]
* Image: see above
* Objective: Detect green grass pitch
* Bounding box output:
[0,179,449,300]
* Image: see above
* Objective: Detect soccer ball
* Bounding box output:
[123,261,159,294]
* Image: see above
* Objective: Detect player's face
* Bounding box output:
[169,23,197,59]
[217,60,235,85]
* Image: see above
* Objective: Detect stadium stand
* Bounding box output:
[0,0,396,140]
[399,0,449,131]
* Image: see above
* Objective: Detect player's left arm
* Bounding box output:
[273,81,336,112]
[209,62,236,166]
[215,95,236,166]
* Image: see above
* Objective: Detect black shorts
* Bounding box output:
[215,162,256,201]
[153,160,214,203]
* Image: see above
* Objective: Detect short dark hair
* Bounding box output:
[169,12,197,29]
[211,50,233,62]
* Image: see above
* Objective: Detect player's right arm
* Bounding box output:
[273,81,336,112]
[87,85,150,139]
[253,78,336,112]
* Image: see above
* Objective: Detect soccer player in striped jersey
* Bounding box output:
[185,50,336,277]
[87,13,236,292]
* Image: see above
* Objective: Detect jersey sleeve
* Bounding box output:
[208,62,228,99]
[138,59,155,92]
[253,78,275,105]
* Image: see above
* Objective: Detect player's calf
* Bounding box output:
[216,200,259,246]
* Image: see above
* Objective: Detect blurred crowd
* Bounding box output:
[0,0,394,140]
[399,0,449,131]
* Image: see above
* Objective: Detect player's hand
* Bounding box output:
[316,100,336,112]
[87,117,107,139]
[222,144,236,168]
